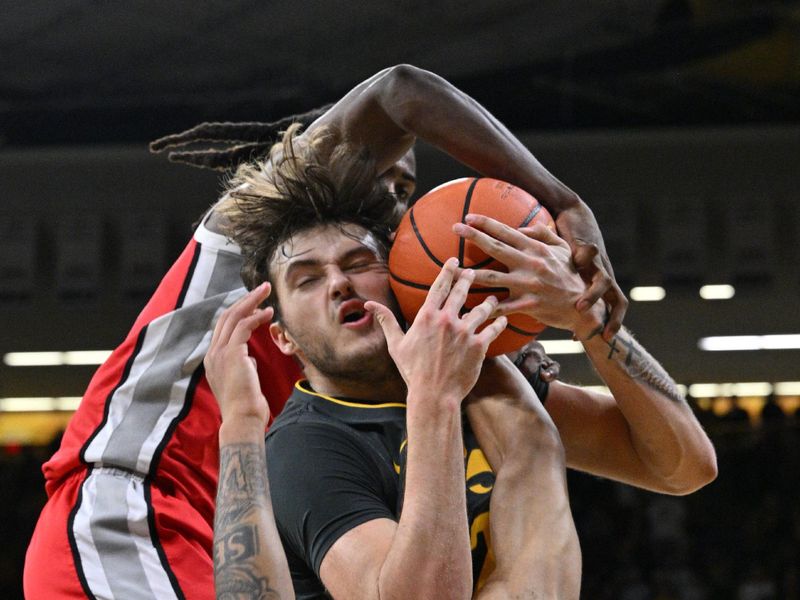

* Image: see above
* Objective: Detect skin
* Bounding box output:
[204,63,684,598]
[263,224,505,600]
[206,216,716,598]
[213,64,626,337]
[379,147,417,206]
[465,357,581,600]
[206,283,294,600]
[206,222,586,600]
[454,215,718,495]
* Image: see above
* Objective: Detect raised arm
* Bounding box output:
[314,260,506,600]
[306,65,627,337]
[455,215,717,495]
[204,284,295,599]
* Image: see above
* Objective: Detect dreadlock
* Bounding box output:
[148,104,333,172]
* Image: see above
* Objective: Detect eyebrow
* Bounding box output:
[283,245,381,281]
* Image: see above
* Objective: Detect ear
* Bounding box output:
[269,321,299,357]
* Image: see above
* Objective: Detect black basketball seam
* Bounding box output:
[458,178,480,266]
[519,204,542,228]
[468,256,495,270]
[410,207,445,267]
[390,271,430,291]
[507,322,539,336]
[390,271,507,295]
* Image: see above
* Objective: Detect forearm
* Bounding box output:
[383,66,580,211]
[378,398,472,600]
[581,328,717,494]
[215,420,294,599]
[331,64,579,214]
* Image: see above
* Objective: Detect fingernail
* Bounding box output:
[452,223,465,234]
[577,300,589,312]
[464,213,476,223]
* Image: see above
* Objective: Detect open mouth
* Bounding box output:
[342,309,366,324]
[339,300,370,327]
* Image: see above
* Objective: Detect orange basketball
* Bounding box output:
[389,177,555,357]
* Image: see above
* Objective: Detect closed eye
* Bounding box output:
[296,276,319,288]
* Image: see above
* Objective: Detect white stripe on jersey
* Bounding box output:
[72,472,115,599]
[126,476,179,599]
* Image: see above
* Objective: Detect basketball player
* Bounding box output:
[207,125,581,598]
[24,64,623,599]
[205,123,716,598]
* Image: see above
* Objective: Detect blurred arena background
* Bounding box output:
[1,1,799,598]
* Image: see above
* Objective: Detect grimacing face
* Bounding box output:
[268,223,403,383]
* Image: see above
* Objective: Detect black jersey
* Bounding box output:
[266,381,495,599]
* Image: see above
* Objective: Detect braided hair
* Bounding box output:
[149,104,333,172]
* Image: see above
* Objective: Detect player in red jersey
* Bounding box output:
[24,64,625,599]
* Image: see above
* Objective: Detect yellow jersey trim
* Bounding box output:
[295,381,407,409]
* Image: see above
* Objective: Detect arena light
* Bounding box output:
[698,335,800,351]
[3,350,111,366]
[699,284,735,300]
[0,397,81,412]
[3,352,63,366]
[629,286,666,302]
[689,382,774,398]
[63,351,112,365]
[731,382,773,397]
[539,340,585,355]
[688,383,727,398]
[775,382,800,396]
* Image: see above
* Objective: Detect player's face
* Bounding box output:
[269,224,401,380]
[380,148,417,209]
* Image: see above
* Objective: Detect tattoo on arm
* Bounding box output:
[215,443,281,600]
[601,329,685,404]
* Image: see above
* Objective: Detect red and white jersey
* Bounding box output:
[31,218,301,599]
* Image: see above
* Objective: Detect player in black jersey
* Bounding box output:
[205,66,716,599]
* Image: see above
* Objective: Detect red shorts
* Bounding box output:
[24,468,214,600]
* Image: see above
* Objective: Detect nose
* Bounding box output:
[327,267,354,301]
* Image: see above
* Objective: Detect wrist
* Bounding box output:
[405,389,463,420]
[545,188,582,216]
[573,302,608,342]
[219,415,267,447]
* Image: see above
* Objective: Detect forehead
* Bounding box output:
[395,148,416,176]
[382,148,417,181]
[272,223,382,273]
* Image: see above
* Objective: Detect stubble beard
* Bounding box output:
[286,323,401,387]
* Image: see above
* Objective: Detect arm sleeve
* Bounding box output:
[266,421,397,577]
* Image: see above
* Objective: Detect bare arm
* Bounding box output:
[210,65,627,335]
[553,327,717,494]
[204,284,295,599]
[455,215,717,495]
[227,64,621,336]
[317,261,506,599]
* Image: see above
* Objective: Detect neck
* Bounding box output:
[306,369,407,404]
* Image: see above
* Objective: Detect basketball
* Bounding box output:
[389,177,555,357]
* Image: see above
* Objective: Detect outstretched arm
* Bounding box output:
[204,284,295,599]
[455,215,717,495]
[306,65,627,337]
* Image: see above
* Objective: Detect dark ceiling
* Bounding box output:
[2,0,799,147]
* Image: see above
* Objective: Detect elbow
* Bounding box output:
[378,64,439,128]
[661,443,718,496]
